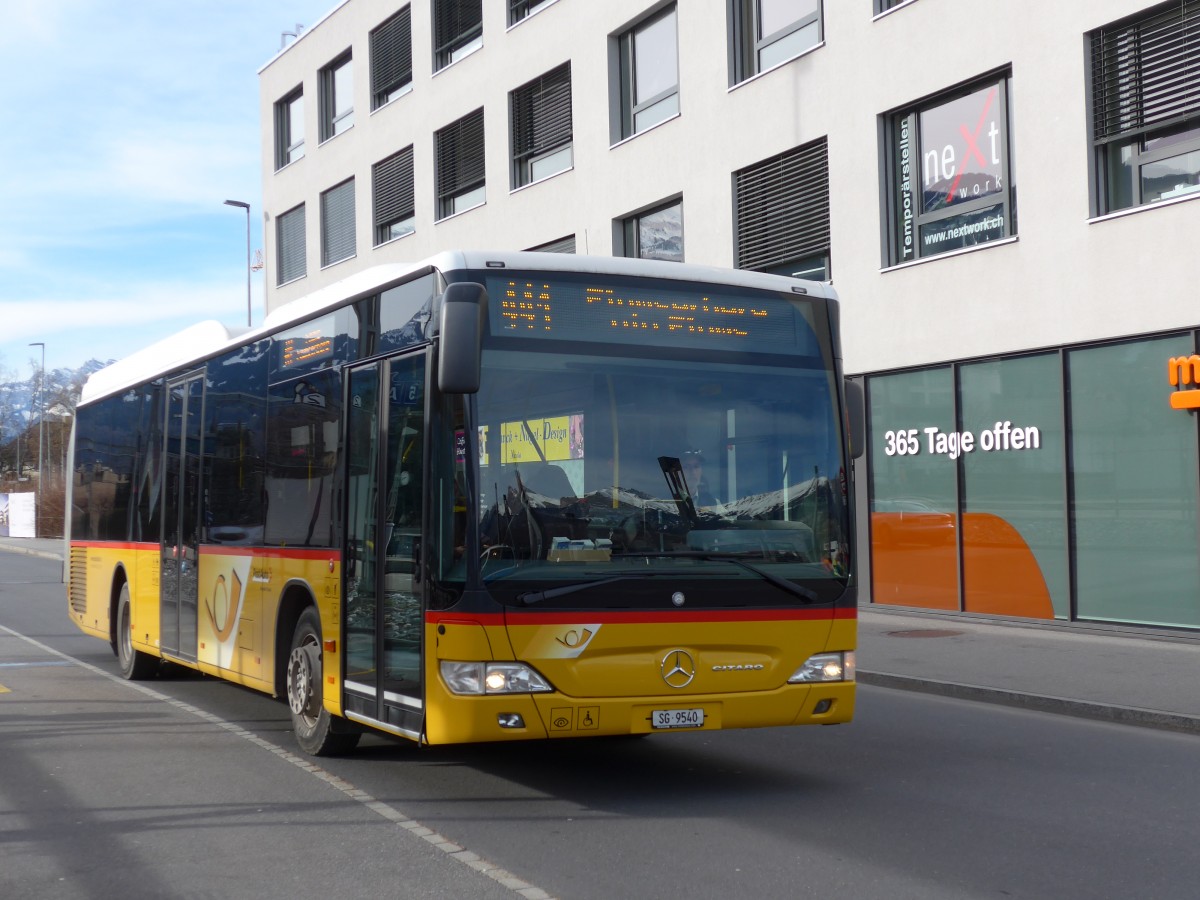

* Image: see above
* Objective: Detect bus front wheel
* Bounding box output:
[286,607,361,756]
[116,583,158,680]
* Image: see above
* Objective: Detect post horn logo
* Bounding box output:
[661,649,696,688]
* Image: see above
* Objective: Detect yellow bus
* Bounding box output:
[66,251,864,755]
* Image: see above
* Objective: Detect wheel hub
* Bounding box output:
[287,641,320,717]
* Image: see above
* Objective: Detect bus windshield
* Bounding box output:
[456,279,851,609]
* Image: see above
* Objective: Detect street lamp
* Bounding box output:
[29,341,44,537]
[224,199,252,327]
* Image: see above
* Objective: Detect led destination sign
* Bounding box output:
[486,272,818,356]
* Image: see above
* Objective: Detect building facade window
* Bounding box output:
[621,198,683,261]
[433,0,483,71]
[874,0,915,14]
[274,88,305,170]
[276,204,307,285]
[511,62,573,188]
[734,136,830,281]
[1090,1,1200,215]
[435,108,485,219]
[882,71,1015,266]
[319,52,354,142]
[615,6,679,141]
[373,146,415,245]
[320,179,356,267]
[509,0,557,26]
[370,7,412,110]
[527,235,576,253]
[730,0,821,84]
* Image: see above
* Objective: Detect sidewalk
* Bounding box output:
[858,605,1200,735]
[0,537,65,562]
[4,538,1197,735]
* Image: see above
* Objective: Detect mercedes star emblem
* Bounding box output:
[661,649,696,688]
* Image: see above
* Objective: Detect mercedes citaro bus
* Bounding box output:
[66,251,864,754]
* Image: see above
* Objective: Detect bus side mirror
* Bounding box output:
[438,282,486,394]
[844,379,865,460]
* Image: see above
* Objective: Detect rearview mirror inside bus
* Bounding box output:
[438,281,487,394]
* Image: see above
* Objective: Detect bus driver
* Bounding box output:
[683,449,718,507]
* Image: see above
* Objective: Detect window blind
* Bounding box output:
[436,109,485,202]
[735,137,829,272]
[1092,0,1200,141]
[277,205,306,284]
[373,147,415,240]
[370,7,412,109]
[321,180,355,266]
[512,63,572,163]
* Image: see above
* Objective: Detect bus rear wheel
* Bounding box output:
[116,583,158,680]
[286,607,361,757]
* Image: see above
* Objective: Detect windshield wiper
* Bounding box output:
[611,551,820,603]
[517,574,663,605]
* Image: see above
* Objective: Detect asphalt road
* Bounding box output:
[3,553,1199,900]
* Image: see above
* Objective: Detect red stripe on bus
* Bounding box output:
[70,541,158,552]
[429,613,508,626]
[203,546,341,561]
[427,608,855,626]
[68,541,339,563]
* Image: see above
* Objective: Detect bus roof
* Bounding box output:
[80,320,248,405]
[80,251,836,405]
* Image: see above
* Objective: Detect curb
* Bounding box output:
[859,670,1200,736]
[0,545,63,562]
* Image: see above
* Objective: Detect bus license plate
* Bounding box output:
[651,708,704,729]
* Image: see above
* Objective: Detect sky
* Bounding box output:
[0,0,338,380]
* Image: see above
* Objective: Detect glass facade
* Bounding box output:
[866,332,1200,630]
[959,355,1067,618]
[869,368,958,609]
[1068,337,1200,627]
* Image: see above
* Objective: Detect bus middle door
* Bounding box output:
[160,371,204,662]
[343,351,428,740]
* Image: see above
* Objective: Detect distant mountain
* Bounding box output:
[0,359,112,449]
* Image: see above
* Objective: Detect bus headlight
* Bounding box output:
[788,651,855,683]
[440,661,554,695]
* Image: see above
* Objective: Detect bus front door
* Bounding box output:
[160,372,204,662]
[343,352,427,739]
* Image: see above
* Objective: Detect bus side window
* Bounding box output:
[265,369,341,547]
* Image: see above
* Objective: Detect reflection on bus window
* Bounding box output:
[471,348,849,583]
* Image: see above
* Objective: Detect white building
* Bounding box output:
[260,0,1200,630]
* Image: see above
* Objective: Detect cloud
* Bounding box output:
[3,291,242,339]
[0,273,263,370]
[0,0,83,48]
[102,131,256,209]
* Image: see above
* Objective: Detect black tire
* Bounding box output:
[286,607,361,757]
[116,583,158,680]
